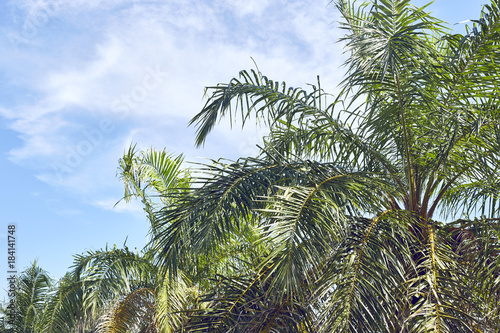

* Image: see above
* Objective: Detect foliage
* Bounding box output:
[0,262,54,332]
[153,0,500,331]
[117,144,189,236]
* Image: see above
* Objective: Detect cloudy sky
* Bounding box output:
[0,0,485,294]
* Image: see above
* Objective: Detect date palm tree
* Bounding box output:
[154,0,500,331]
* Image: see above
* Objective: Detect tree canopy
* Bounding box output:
[155,0,500,331]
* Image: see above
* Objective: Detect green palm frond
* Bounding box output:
[44,272,99,333]
[190,69,326,147]
[14,262,53,332]
[154,157,305,275]
[70,247,158,318]
[117,144,188,234]
[185,269,314,333]
[259,169,392,299]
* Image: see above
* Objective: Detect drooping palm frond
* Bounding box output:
[258,169,394,300]
[96,287,157,333]
[43,272,99,333]
[72,246,169,326]
[445,220,500,332]
[315,212,411,332]
[154,157,308,276]
[190,69,330,148]
[186,269,316,333]
[59,246,194,333]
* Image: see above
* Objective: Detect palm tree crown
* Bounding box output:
[154,0,500,331]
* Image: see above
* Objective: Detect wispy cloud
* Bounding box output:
[2,0,345,204]
[93,198,144,214]
[44,198,83,216]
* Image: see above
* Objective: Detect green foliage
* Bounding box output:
[0,262,54,332]
[155,0,500,331]
[117,144,188,237]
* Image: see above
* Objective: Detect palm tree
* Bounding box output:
[68,146,194,333]
[153,0,500,331]
[90,145,260,332]
[0,261,53,332]
[68,246,194,333]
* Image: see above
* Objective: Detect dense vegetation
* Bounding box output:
[3,0,500,331]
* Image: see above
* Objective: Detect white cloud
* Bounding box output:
[41,36,125,108]
[222,0,272,17]
[93,198,144,214]
[9,134,58,163]
[2,0,346,204]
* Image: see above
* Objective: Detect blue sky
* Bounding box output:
[0,0,485,297]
